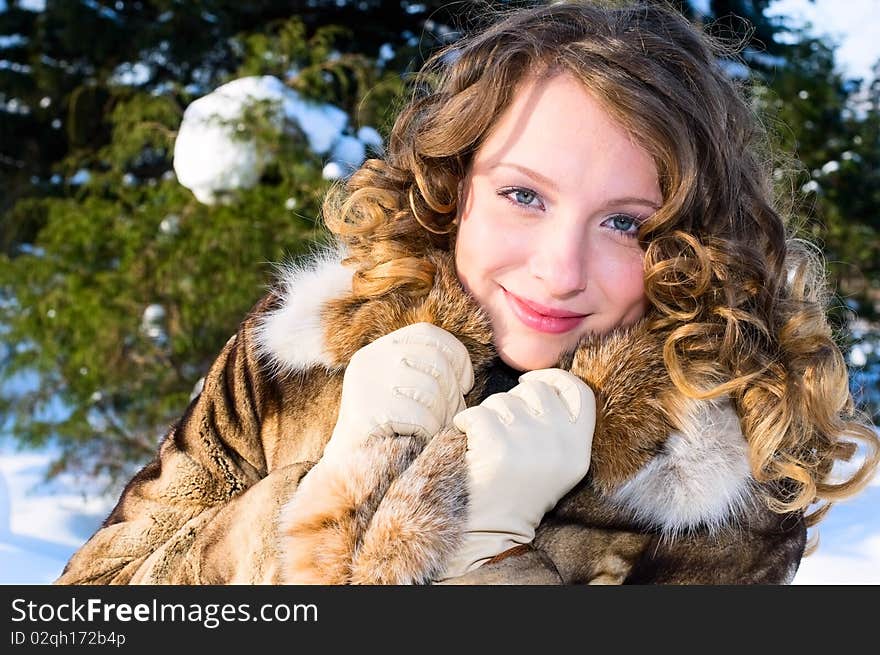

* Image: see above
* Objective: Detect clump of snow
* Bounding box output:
[329,135,366,178]
[69,169,91,185]
[821,160,840,174]
[378,43,395,64]
[158,213,180,235]
[849,346,868,367]
[357,126,384,154]
[173,76,384,204]
[140,304,166,341]
[110,61,152,87]
[322,161,345,180]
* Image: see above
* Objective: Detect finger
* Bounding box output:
[393,385,439,409]
[398,344,457,385]
[397,352,463,422]
[389,323,475,394]
[386,402,442,439]
[453,407,508,463]
[476,392,519,425]
[518,368,595,423]
[453,405,501,435]
[392,357,442,399]
[507,379,560,417]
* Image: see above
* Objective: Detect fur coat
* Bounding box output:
[55,244,806,585]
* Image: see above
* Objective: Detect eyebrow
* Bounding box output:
[492,162,662,211]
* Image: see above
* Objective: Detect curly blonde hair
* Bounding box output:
[322,0,879,535]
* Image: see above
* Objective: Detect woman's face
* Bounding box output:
[454,72,661,371]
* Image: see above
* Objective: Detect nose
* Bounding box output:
[527,220,588,297]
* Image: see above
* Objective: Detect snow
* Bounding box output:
[0,34,27,48]
[850,347,868,367]
[378,43,395,64]
[1,437,877,585]
[69,169,91,185]
[173,76,287,204]
[821,160,840,175]
[0,443,116,584]
[690,0,711,17]
[321,161,345,180]
[140,304,166,341]
[158,214,180,235]
[0,0,47,11]
[718,59,751,80]
[357,126,384,154]
[172,75,383,205]
[110,61,152,87]
[329,135,366,177]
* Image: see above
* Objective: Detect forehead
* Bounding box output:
[472,72,660,199]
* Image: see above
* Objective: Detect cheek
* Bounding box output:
[453,214,486,291]
[594,247,647,307]
[454,200,523,286]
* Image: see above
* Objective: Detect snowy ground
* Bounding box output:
[1,440,878,585]
[0,442,117,584]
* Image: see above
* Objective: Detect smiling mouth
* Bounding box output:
[501,287,588,334]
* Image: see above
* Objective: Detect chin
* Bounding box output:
[496,341,560,372]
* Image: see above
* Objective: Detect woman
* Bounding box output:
[56,1,879,585]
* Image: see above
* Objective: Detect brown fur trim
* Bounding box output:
[278,435,425,584]
[566,319,677,495]
[350,428,469,584]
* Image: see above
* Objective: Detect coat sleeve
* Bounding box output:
[55,300,317,585]
[278,432,429,584]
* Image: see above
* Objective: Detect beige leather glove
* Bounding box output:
[320,322,475,464]
[439,368,596,579]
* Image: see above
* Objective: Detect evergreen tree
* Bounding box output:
[0,0,537,484]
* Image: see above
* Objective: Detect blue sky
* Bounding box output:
[767,0,880,81]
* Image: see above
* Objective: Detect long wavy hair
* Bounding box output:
[322,0,879,537]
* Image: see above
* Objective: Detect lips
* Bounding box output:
[513,295,586,318]
[502,287,588,334]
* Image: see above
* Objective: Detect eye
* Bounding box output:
[498,187,545,211]
[601,213,642,238]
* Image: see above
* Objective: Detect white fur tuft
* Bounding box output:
[611,396,754,535]
[254,243,353,374]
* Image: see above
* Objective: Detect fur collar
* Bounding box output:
[254,244,755,534]
[254,243,354,374]
[610,394,755,536]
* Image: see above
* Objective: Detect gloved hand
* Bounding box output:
[321,322,475,464]
[440,368,596,579]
